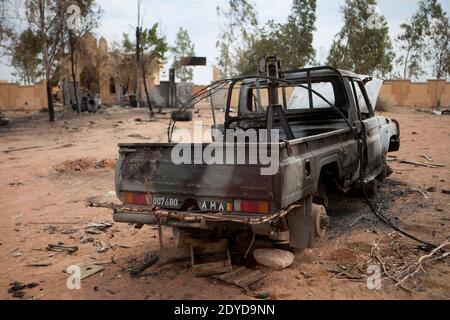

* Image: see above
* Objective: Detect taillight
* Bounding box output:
[234,200,270,214]
[124,192,148,205]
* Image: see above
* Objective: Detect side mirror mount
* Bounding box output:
[362,77,373,85]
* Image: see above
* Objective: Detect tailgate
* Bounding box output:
[115,143,277,213]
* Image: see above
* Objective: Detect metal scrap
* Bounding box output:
[211,267,269,299]
[65,264,104,280]
[46,243,79,254]
[130,253,159,277]
[85,221,113,233]
[96,240,110,253]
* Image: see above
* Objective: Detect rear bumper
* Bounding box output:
[89,202,299,228]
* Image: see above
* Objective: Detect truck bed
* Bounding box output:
[115,120,356,217]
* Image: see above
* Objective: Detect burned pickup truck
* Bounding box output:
[102,57,400,249]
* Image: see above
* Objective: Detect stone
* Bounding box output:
[253,249,295,270]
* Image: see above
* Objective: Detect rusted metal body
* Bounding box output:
[111,63,401,249]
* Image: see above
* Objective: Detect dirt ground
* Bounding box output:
[0,105,449,300]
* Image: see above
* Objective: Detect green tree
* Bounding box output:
[235,0,317,75]
[278,0,317,69]
[126,23,168,116]
[10,28,42,84]
[171,27,196,82]
[140,23,168,116]
[216,0,258,78]
[327,0,394,76]
[427,8,450,81]
[0,0,12,45]
[427,9,450,109]
[396,0,441,79]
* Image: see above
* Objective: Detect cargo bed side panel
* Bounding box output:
[116,144,275,203]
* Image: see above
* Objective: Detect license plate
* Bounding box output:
[199,200,232,212]
[152,196,182,209]
[152,196,232,212]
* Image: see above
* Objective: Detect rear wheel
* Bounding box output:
[312,204,329,238]
[364,179,379,197]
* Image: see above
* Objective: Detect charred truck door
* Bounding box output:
[350,78,384,180]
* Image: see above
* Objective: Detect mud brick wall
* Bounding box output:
[380,80,450,108]
[0,81,48,111]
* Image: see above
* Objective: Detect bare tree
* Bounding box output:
[66,0,102,114]
[24,0,101,121]
[110,40,136,102]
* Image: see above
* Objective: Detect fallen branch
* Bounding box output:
[411,188,429,199]
[394,159,445,169]
[396,241,450,288]
[418,155,433,162]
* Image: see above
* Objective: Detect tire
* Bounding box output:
[377,163,393,182]
[364,179,379,197]
[171,110,193,122]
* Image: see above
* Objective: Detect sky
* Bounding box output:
[1,0,449,84]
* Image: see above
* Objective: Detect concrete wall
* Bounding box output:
[380,80,450,108]
[0,81,48,111]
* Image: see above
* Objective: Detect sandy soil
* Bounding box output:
[0,105,449,300]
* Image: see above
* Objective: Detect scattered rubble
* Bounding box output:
[46,243,79,254]
[80,235,95,244]
[8,282,38,298]
[42,225,77,235]
[11,251,23,258]
[96,240,110,253]
[211,267,268,299]
[65,264,104,280]
[54,158,116,173]
[0,112,9,126]
[85,221,113,233]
